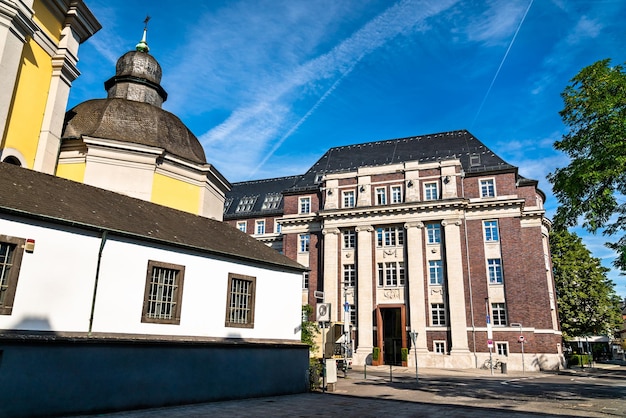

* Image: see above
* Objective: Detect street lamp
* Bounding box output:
[511,322,524,375]
[409,330,419,383]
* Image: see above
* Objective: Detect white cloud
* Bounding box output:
[463,0,529,46]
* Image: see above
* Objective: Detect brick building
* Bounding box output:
[225,130,564,370]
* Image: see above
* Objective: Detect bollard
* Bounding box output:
[364,364,367,380]
[389,364,393,382]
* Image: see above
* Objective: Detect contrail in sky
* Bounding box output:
[471,0,534,129]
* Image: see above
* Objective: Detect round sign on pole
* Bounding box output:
[518,335,525,343]
[487,339,493,348]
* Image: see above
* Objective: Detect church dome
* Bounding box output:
[61,27,206,165]
[62,98,207,164]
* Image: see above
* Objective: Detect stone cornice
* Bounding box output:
[319,199,468,219]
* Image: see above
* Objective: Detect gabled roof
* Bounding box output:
[224,175,300,219]
[289,130,515,191]
[0,163,303,272]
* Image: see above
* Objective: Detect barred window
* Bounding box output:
[142,261,185,324]
[225,273,256,328]
[0,235,26,315]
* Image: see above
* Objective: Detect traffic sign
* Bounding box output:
[487,339,493,348]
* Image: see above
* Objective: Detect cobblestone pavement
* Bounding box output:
[72,364,626,418]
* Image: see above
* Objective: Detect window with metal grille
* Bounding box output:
[225,273,256,328]
[431,303,446,326]
[0,235,25,315]
[142,261,185,324]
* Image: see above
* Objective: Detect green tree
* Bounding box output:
[301,304,319,351]
[550,229,622,338]
[548,58,626,269]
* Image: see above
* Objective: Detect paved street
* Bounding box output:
[73,364,626,417]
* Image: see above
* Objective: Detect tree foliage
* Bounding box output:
[550,228,622,339]
[548,58,626,270]
[301,304,319,351]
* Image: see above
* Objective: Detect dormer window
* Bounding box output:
[236,196,257,212]
[261,193,282,210]
[470,154,481,167]
[223,198,233,214]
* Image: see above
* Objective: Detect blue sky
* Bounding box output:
[69,0,626,297]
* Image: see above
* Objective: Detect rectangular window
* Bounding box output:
[255,220,265,235]
[434,341,446,354]
[343,190,355,208]
[0,235,26,315]
[376,227,403,247]
[225,273,256,328]
[343,264,356,287]
[491,303,507,326]
[302,272,309,289]
[429,260,443,285]
[377,262,404,287]
[343,230,356,249]
[349,304,356,325]
[391,185,403,203]
[276,223,282,234]
[299,197,311,214]
[142,261,185,325]
[375,187,387,205]
[484,220,499,242]
[496,342,508,356]
[480,179,496,197]
[426,223,441,244]
[488,258,503,284]
[299,234,310,252]
[424,182,439,200]
[236,221,247,233]
[431,303,446,326]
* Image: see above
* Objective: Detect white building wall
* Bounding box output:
[0,216,302,341]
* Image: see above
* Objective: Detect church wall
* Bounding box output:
[2,39,53,168]
[32,0,62,42]
[55,160,86,182]
[0,213,303,342]
[151,172,202,216]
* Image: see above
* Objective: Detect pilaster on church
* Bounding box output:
[404,221,429,352]
[441,218,470,353]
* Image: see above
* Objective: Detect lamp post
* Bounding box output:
[511,322,524,375]
[409,330,419,383]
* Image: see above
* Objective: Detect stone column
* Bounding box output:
[321,227,340,320]
[442,219,470,355]
[404,222,428,352]
[354,225,374,364]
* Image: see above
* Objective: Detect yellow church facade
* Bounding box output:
[0,0,100,173]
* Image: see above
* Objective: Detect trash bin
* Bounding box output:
[501,362,507,374]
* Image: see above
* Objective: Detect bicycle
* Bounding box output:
[481,358,501,370]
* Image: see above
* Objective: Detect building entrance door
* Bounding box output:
[382,307,402,366]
